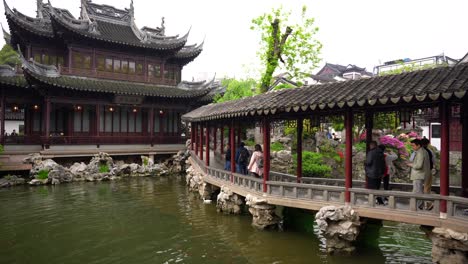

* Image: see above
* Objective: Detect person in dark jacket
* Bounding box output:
[235,142,249,175]
[365,141,386,191]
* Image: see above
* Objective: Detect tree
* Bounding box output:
[251,6,322,93]
[214,78,256,103]
[0,44,20,66]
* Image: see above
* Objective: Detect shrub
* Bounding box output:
[270,142,285,152]
[354,141,367,152]
[293,151,332,178]
[143,158,149,166]
[99,163,110,173]
[244,139,255,147]
[37,169,49,180]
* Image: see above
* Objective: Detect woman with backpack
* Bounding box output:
[248,144,263,178]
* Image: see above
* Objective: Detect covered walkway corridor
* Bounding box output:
[182,62,468,232]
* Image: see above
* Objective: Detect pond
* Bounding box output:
[0,176,433,263]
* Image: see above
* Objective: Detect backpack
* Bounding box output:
[238,148,249,164]
[256,154,264,169]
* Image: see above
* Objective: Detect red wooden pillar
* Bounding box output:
[262,118,271,193]
[365,111,373,188]
[44,98,51,141]
[230,122,235,181]
[95,104,100,137]
[194,123,198,155]
[149,108,154,146]
[462,96,468,198]
[440,101,450,217]
[296,118,303,183]
[345,109,353,204]
[205,123,210,167]
[199,124,204,160]
[0,95,5,145]
[213,126,217,152]
[220,125,224,154]
[190,123,194,151]
[237,125,242,147]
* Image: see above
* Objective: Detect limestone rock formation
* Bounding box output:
[0,175,25,188]
[315,205,361,254]
[425,227,468,264]
[246,194,281,229]
[217,186,244,214]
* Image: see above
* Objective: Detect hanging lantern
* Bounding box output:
[108,107,114,112]
[33,105,39,111]
[132,108,138,113]
[74,105,82,111]
[12,105,19,112]
[159,110,164,115]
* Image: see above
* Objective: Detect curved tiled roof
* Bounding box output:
[50,11,189,52]
[4,0,202,57]
[18,52,214,99]
[183,63,468,122]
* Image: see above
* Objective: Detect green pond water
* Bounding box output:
[0,176,433,264]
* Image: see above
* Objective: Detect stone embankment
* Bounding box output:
[1,150,189,188]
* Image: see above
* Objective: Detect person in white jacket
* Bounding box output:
[248,144,263,178]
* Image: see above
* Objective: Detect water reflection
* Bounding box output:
[0,177,432,263]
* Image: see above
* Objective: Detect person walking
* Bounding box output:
[248,144,263,178]
[235,142,249,175]
[406,139,431,209]
[365,141,386,204]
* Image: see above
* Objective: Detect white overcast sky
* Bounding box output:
[1,0,468,81]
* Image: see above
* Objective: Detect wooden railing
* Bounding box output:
[190,151,468,223]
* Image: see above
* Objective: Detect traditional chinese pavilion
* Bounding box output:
[0,0,213,163]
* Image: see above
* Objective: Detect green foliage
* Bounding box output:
[251,6,322,93]
[244,139,255,147]
[354,141,367,152]
[293,151,331,178]
[99,163,110,173]
[0,44,20,66]
[143,158,149,166]
[270,141,285,152]
[373,112,398,130]
[37,170,49,180]
[214,78,256,103]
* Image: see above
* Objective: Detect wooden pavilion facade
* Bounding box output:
[183,62,468,218]
[1,0,213,151]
